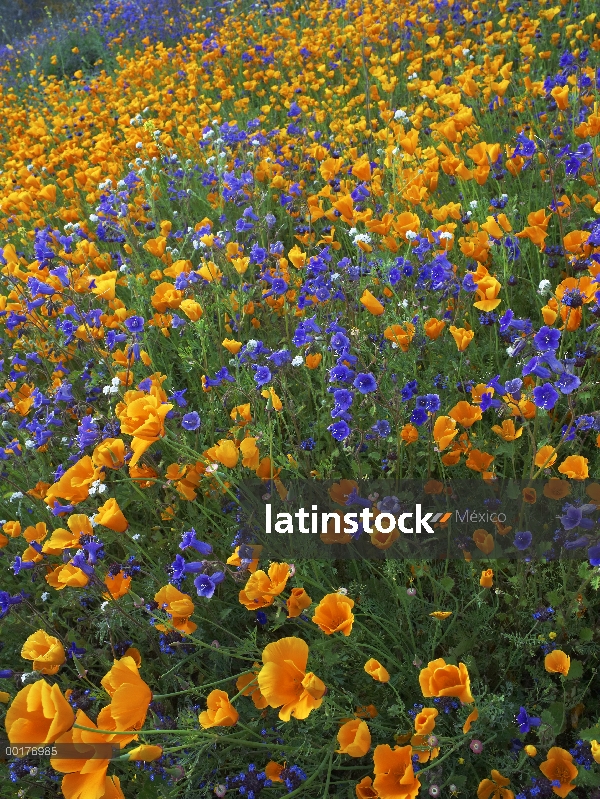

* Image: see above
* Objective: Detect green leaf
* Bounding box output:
[506,481,521,499]
[541,701,565,735]
[546,590,561,607]
[449,636,477,661]
[439,576,455,593]
[565,659,583,681]
[578,561,591,578]
[579,627,594,642]
[575,767,600,787]
[578,723,600,742]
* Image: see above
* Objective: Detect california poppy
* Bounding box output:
[5,680,74,744]
[257,637,325,721]
[477,769,514,799]
[544,650,570,676]
[336,719,371,757]
[419,658,474,704]
[21,630,65,675]
[539,747,578,797]
[373,744,421,799]
[312,593,355,636]
[364,659,390,683]
[480,569,494,589]
[199,690,239,728]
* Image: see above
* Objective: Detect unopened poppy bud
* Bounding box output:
[164,766,186,781]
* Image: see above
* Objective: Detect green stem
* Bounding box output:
[153,670,249,700]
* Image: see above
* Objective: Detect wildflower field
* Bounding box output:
[1,0,600,796]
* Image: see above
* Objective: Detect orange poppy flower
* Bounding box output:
[477,769,514,799]
[257,637,325,721]
[51,709,123,799]
[419,658,474,704]
[473,529,495,555]
[127,745,163,762]
[491,420,522,441]
[465,450,494,473]
[535,445,557,469]
[239,437,260,470]
[236,665,268,709]
[265,762,284,783]
[373,744,421,799]
[240,562,291,607]
[423,479,445,495]
[449,401,482,428]
[557,455,588,480]
[473,275,502,311]
[384,323,415,352]
[45,563,90,591]
[539,747,578,797]
[449,325,474,351]
[320,511,355,544]
[222,338,243,354]
[21,630,65,675]
[400,423,419,444]
[410,733,439,763]
[463,707,479,733]
[92,438,126,470]
[100,656,152,733]
[199,690,239,729]
[226,545,261,573]
[587,483,600,505]
[44,455,100,506]
[356,776,379,799]
[312,593,355,636]
[2,520,21,538]
[544,650,570,676]
[370,520,400,551]
[414,708,438,735]
[154,584,196,633]
[355,704,378,719]
[306,353,322,369]
[360,289,385,316]
[103,571,132,600]
[480,569,494,589]
[442,450,462,466]
[286,588,312,618]
[116,393,173,468]
[430,611,452,620]
[329,479,359,505]
[424,317,445,340]
[94,497,128,533]
[433,416,458,450]
[364,659,390,683]
[543,478,571,500]
[5,680,74,745]
[336,719,371,757]
[204,438,239,468]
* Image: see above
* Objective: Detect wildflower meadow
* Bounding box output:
[1,0,600,796]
